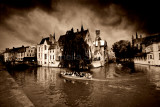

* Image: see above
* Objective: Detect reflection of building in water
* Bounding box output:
[147,66,160,90]
[37,67,57,87]
[134,65,160,90]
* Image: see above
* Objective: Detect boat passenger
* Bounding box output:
[72,73,75,76]
[86,73,89,78]
[76,72,79,76]
[66,71,69,75]
[63,71,66,75]
[60,71,63,75]
[80,72,83,77]
[88,74,92,79]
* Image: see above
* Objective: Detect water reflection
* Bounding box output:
[9,63,160,107]
[62,81,93,107]
[37,67,58,87]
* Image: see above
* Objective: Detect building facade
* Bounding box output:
[145,43,160,65]
[58,26,93,68]
[37,26,108,68]
[91,30,108,67]
[133,33,160,66]
[4,46,36,63]
[37,34,61,67]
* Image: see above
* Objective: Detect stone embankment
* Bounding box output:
[0,62,34,107]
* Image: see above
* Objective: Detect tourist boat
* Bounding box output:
[61,74,92,81]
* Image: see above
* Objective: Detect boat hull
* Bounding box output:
[61,74,92,81]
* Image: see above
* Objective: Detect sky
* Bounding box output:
[0,0,160,50]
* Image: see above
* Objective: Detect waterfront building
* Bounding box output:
[91,30,108,67]
[37,25,108,68]
[58,26,93,68]
[133,33,160,66]
[132,32,144,52]
[108,49,116,62]
[145,42,160,65]
[37,33,61,67]
[4,46,36,63]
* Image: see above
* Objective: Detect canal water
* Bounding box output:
[9,63,160,107]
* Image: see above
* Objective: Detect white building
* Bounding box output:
[91,30,108,67]
[37,34,61,67]
[145,42,160,65]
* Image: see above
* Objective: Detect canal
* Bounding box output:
[8,63,160,107]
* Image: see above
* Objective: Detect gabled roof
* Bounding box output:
[4,46,28,53]
[48,42,58,50]
[40,37,50,45]
[75,30,89,39]
[142,34,160,46]
[58,29,89,46]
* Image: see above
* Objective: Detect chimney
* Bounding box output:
[96,30,100,37]
[136,32,138,39]
[49,34,52,42]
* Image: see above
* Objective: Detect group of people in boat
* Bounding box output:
[61,71,92,79]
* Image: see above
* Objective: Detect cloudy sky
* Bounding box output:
[0,0,160,50]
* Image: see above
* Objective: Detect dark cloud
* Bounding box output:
[0,0,58,23]
[0,0,160,50]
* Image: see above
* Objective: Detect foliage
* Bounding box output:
[61,31,90,69]
[112,40,134,60]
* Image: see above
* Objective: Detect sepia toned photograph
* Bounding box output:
[0,0,160,107]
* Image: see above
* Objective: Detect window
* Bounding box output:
[159,53,160,60]
[150,55,152,59]
[44,62,46,64]
[39,53,40,58]
[44,45,47,50]
[45,54,47,59]
[39,47,40,52]
[50,55,51,59]
[53,55,54,59]
[158,44,160,51]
